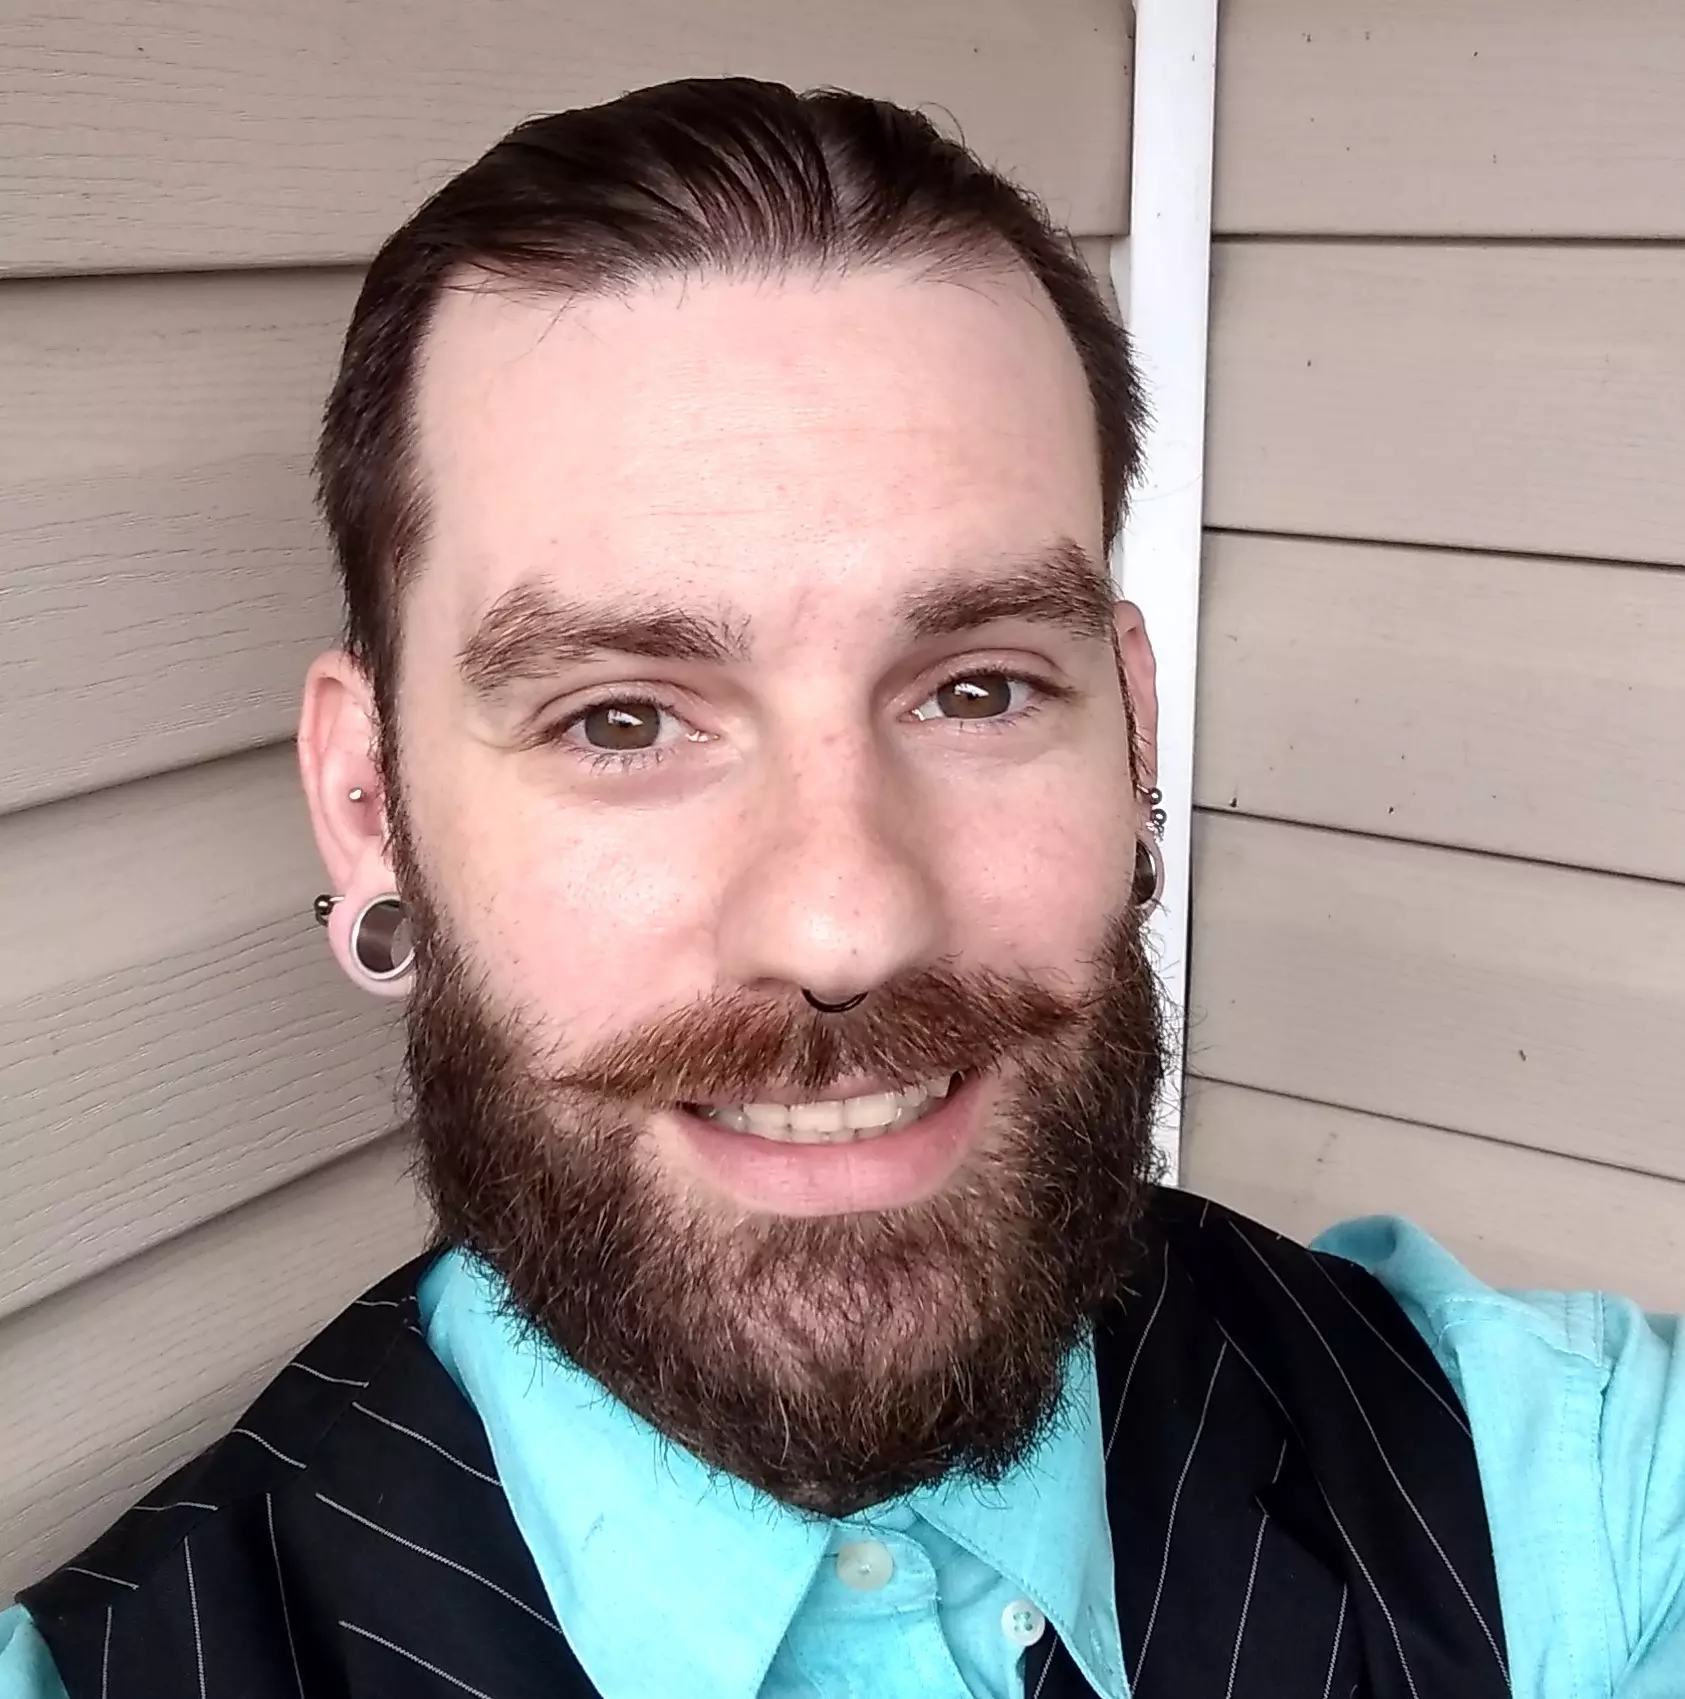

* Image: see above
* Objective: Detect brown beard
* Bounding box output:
[397,860,1166,1516]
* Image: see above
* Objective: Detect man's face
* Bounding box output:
[308,260,1164,1510]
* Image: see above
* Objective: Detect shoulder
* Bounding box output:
[1317,1211,1685,1698]
[1118,1186,1486,1439]
[1137,1185,1443,1365]
[1310,1209,1683,1421]
[19,1250,441,1612]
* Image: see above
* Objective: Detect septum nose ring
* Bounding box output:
[803,990,867,1015]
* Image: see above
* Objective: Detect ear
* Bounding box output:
[1112,599,1160,792]
[298,652,408,998]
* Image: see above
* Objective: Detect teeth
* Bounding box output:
[696,1074,957,1144]
[842,1092,900,1130]
[789,1100,845,1138]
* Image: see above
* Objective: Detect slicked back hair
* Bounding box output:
[315,76,1147,731]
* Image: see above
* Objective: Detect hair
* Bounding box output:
[316,76,1146,730]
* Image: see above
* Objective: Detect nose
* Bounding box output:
[713,732,947,1003]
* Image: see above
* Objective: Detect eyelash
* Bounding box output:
[542,667,1070,774]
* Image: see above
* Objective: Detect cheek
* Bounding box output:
[413,775,723,1044]
[928,761,1135,974]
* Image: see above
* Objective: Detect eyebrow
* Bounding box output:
[458,583,748,696]
[457,537,1114,696]
[895,539,1116,644]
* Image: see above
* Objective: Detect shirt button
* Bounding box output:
[1001,1598,1047,1648]
[834,1539,894,1591]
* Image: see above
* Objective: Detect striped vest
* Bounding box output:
[21,1191,1512,1698]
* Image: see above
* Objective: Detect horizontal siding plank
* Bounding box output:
[1205,242,1685,567]
[0,745,404,1319]
[1195,533,1685,882]
[0,269,359,814]
[1188,812,1685,1181]
[1214,0,1685,238]
[0,1136,429,1601]
[0,0,1129,275]
[1182,1079,1685,1313]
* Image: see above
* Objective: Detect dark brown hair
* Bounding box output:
[316,76,1146,726]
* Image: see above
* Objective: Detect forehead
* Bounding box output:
[409,262,1102,630]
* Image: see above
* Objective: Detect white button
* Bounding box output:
[1001,1598,1047,1648]
[834,1539,894,1591]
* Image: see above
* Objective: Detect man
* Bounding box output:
[3,77,1680,1699]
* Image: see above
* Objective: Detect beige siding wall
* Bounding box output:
[1186,1,1685,1303]
[0,2,1131,1599]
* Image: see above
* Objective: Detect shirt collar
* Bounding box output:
[421,1249,1124,1699]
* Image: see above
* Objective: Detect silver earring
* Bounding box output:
[348,894,414,983]
[1133,834,1166,913]
[348,786,365,803]
[1144,785,1167,839]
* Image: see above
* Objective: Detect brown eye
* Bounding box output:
[574,701,664,750]
[928,673,1017,720]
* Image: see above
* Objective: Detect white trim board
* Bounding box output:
[1111,0,1222,1180]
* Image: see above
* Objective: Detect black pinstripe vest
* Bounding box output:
[22,1191,1512,1699]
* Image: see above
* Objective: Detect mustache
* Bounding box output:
[542,963,1095,1104]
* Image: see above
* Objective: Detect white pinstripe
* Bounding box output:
[1028,1631,1057,1699]
[1227,1220,1509,1683]
[1131,1339,1229,1687]
[1224,1437,1288,1699]
[1321,1587,1348,1699]
[352,1298,403,1310]
[184,1539,207,1699]
[289,1361,371,1389]
[266,1494,307,1699]
[1317,1479,1422,1699]
[1211,1318,1423,1699]
[99,1607,111,1699]
[134,1501,216,1514]
[314,1492,559,1631]
[232,1427,305,1468]
[339,1621,498,1698]
[351,1401,500,1485]
[66,1567,137,1591]
[1106,1247,1171,1460]
[1307,1253,1471,1437]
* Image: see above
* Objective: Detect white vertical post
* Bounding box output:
[1109,0,1221,1181]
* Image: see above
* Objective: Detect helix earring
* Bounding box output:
[312,892,415,985]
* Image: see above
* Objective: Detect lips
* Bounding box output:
[667,1072,987,1217]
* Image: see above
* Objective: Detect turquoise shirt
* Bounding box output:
[4,1214,1684,1696]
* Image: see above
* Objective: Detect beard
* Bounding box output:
[396,853,1167,1517]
